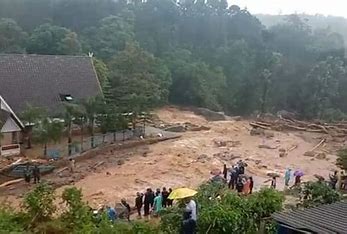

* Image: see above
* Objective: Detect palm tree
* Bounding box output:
[81,96,104,148]
[19,104,46,148]
[63,103,85,156]
[32,118,64,156]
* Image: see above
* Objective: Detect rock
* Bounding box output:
[250,128,265,136]
[304,151,315,157]
[315,153,326,160]
[164,125,186,132]
[106,171,111,175]
[117,159,125,165]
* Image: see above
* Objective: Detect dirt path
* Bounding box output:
[0,107,339,208]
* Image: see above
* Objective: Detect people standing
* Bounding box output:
[271,177,277,189]
[149,188,155,208]
[121,198,131,221]
[135,192,143,217]
[228,166,237,190]
[24,165,31,183]
[153,193,163,216]
[69,158,75,173]
[32,165,40,184]
[155,188,161,197]
[167,188,173,207]
[185,197,197,221]
[162,187,169,207]
[181,209,197,234]
[223,164,228,180]
[329,171,338,190]
[236,178,244,194]
[284,168,291,187]
[249,177,254,194]
[144,188,152,217]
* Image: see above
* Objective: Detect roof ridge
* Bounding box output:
[0,53,91,58]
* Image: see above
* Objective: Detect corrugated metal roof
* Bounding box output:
[272,202,347,234]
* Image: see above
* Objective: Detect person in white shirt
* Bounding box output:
[185,198,197,221]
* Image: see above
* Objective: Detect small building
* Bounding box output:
[272,202,347,234]
[0,54,103,155]
[0,96,24,156]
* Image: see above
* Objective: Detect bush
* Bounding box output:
[0,206,25,233]
[300,181,341,208]
[23,183,56,223]
[337,149,347,171]
[61,187,94,232]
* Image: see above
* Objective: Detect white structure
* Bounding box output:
[0,95,24,157]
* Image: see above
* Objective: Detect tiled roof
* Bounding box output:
[0,54,102,114]
[272,202,347,234]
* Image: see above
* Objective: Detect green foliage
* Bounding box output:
[160,182,284,234]
[61,187,94,232]
[27,23,81,55]
[299,181,342,208]
[19,104,46,126]
[23,183,56,223]
[0,18,27,53]
[0,206,25,233]
[108,42,171,112]
[337,149,347,171]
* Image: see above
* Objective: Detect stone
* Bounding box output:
[315,153,326,160]
[117,159,125,165]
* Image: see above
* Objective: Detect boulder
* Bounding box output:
[315,153,326,160]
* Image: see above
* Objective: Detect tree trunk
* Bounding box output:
[80,117,84,152]
[91,117,95,148]
[102,134,105,143]
[44,144,47,156]
[113,132,116,142]
[68,121,72,156]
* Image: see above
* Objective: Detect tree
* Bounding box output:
[27,23,81,55]
[82,12,135,60]
[0,18,27,53]
[19,104,46,149]
[108,43,171,114]
[32,118,64,156]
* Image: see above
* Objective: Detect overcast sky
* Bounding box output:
[230,0,347,18]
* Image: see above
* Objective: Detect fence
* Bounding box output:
[45,128,144,160]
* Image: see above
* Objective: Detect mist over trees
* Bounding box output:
[1,0,347,119]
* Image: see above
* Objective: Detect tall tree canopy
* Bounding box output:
[0,1,346,120]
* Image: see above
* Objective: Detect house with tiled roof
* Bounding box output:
[0,54,102,156]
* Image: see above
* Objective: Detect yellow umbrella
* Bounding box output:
[168,188,197,200]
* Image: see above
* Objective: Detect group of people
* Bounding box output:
[221,160,254,195]
[23,165,41,184]
[135,187,173,218]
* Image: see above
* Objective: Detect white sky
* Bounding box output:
[230,0,347,18]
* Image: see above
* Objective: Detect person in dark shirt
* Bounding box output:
[135,192,143,217]
[236,178,244,194]
[162,187,169,207]
[167,188,173,207]
[271,177,277,189]
[228,167,237,189]
[223,164,228,180]
[149,188,155,208]
[32,165,40,184]
[144,188,152,217]
[249,177,254,194]
[181,209,196,234]
[155,188,161,197]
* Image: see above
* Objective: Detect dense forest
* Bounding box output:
[1,0,347,120]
